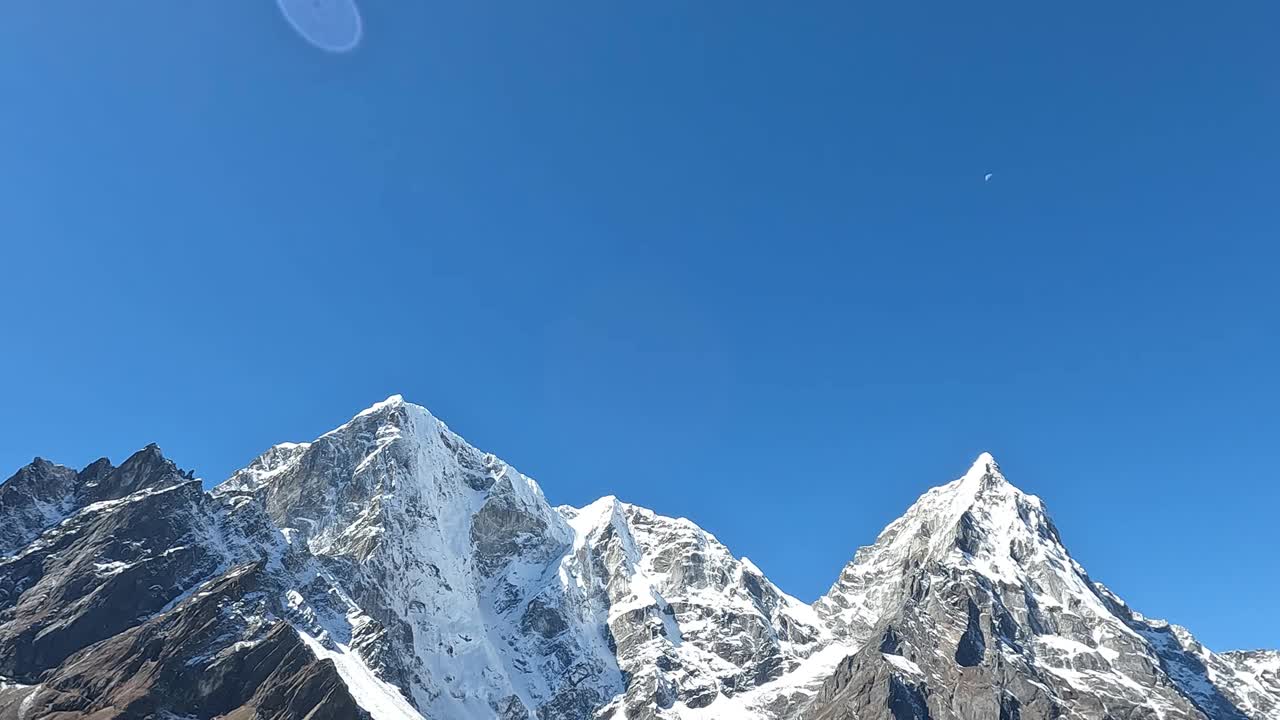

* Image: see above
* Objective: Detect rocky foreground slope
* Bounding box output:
[0,397,1275,719]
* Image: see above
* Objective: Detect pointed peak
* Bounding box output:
[126,443,170,466]
[81,457,113,473]
[78,457,115,485]
[958,451,1009,492]
[579,494,627,518]
[80,444,188,502]
[563,495,629,540]
[317,394,421,443]
[966,451,999,476]
[5,457,76,489]
[354,393,407,418]
[576,494,622,510]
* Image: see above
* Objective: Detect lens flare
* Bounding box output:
[276,0,363,53]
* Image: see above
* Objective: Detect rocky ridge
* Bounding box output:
[0,397,1274,719]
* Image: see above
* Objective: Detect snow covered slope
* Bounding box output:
[0,398,1275,720]
[805,454,1280,720]
[219,395,620,719]
[562,496,829,719]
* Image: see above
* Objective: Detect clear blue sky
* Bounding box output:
[2,2,1276,651]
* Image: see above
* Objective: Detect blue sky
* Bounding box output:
[2,2,1277,651]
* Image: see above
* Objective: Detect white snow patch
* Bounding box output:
[882,653,924,676]
[297,631,423,720]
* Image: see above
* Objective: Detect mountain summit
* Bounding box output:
[0,398,1275,719]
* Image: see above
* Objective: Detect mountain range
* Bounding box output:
[0,396,1275,719]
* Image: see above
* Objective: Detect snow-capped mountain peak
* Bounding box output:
[2,401,1276,720]
[211,397,830,720]
[813,452,1060,641]
[965,450,999,479]
[807,453,1280,720]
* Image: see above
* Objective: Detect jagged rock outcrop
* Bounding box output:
[1223,651,1280,704]
[0,446,236,681]
[802,454,1278,720]
[563,497,827,719]
[0,458,79,557]
[0,563,368,719]
[217,396,620,719]
[0,399,1274,720]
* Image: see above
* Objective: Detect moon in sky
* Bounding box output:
[984,173,994,182]
[277,0,363,53]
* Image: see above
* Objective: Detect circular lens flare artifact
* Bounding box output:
[276,0,363,53]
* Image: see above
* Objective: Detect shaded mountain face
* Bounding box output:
[804,456,1279,720]
[0,398,1275,720]
[1,564,369,720]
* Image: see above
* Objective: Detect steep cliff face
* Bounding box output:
[218,395,620,720]
[0,458,79,557]
[215,396,824,720]
[0,563,368,720]
[563,497,828,719]
[0,399,1275,720]
[0,445,190,557]
[1222,651,1280,706]
[0,445,256,683]
[803,455,1279,720]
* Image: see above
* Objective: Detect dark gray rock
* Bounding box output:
[0,477,222,680]
[0,458,79,556]
[0,563,369,720]
[0,407,1274,720]
[804,455,1272,720]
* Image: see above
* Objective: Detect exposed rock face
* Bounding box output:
[803,455,1279,720]
[0,400,1275,720]
[0,458,79,557]
[0,445,177,557]
[0,563,368,720]
[563,497,827,719]
[218,396,619,719]
[0,446,240,681]
[216,397,820,719]
[1223,651,1280,705]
